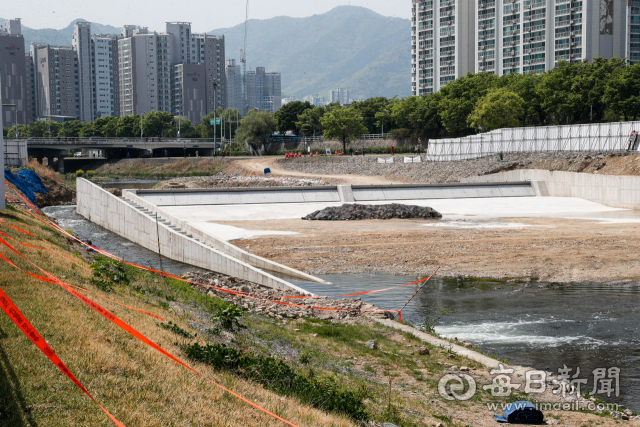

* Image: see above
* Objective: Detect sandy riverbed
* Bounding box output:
[227,216,640,283]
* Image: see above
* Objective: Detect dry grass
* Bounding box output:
[0,206,356,427]
[26,158,63,183]
[94,158,228,179]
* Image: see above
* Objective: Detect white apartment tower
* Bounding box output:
[92,34,120,118]
[73,21,94,122]
[475,0,629,76]
[329,88,350,105]
[411,0,476,95]
[413,0,640,94]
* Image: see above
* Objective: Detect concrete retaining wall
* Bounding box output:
[136,187,341,206]
[351,182,535,201]
[76,178,313,294]
[464,170,640,209]
[122,189,330,284]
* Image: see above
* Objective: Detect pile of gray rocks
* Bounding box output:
[303,203,442,221]
[181,270,386,320]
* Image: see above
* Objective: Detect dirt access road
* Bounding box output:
[235,157,394,185]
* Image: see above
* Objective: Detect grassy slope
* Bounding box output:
[0,206,355,427]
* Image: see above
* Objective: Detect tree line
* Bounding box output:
[5,59,640,151]
[2,109,242,140]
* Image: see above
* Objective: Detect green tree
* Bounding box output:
[505,73,547,126]
[296,107,326,136]
[27,120,61,137]
[57,120,86,137]
[603,63,640,121]
[235,111,276,149]
[6,124,29,138]
[273,101,313,135]
[439,73,498,134]
[168,117,198,138]
[351,97,390,133]
[200,109,241,140]
[2,127,8,137]
[116,115,141,137]
[320,107,367,152]
[84,116,119,137]
[142,111,174,137]
[468,88,525,132]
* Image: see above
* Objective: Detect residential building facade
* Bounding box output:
[225,59,243,112]
[412,0,640,95]
[172,62,207,125]
[32,44,80,119]
[0,19,31,128]
[73,21,94,122]
[329,88,350,105]
[92,34,120,118]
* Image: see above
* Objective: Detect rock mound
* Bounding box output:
[302,203,442,221]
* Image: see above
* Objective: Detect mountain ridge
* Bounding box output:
[2,6,411,100]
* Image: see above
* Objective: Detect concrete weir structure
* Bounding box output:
[76,179,316,294]
[77,179,536,292]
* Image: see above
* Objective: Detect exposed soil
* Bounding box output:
[35,175,76,207]
[229,217,640,284]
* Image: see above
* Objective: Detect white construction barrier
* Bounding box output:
[4,139,28,167]
[404,156,422,163]
[378,157,394,164]
[426,121,640,162]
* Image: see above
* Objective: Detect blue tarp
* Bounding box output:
[4,169,48,204]
[17,170,48,194]
[495,401,544,424]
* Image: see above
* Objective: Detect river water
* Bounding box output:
[45,205,640,410]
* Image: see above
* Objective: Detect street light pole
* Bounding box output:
[213,79,219,150]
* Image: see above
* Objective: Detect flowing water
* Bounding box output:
[45,205,640,410]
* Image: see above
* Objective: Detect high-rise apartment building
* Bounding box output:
[118,23,224,122]
[411,0,476,95]
[413,0,640,95]
[0,19,31,128]
[32,44,80,119]
[92,34,120,118]
[73,21,94,122]
[475,0,629,76]
[118,28,160,116]
[225,59,243,112]
[262,72,282,113]
[329,88,350,105]
[244,67,281,114]
[172,63,207,125]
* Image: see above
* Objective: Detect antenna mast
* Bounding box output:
[240,0,249,116]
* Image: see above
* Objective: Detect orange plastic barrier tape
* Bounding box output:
[0,238,301,427]
[8,203,417,320]
[0,287,125,427]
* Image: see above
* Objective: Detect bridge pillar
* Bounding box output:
[57,156,66,174]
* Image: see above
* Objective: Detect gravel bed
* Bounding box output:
[277,152,632,184]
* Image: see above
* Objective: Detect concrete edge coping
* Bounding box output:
[78,179,315,296]
[122,189,332,285]
[134,186,339,194]
[373,317,534,377]
[350,181,534,190]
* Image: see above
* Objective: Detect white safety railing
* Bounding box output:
[425,121,640,161]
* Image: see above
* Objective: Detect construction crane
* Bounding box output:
[240,0,249,116]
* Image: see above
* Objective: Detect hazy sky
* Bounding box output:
[3,0,410,32]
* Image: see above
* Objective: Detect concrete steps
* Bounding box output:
[122,198,210,249]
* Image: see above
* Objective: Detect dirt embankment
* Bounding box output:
[274,152,640,184]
